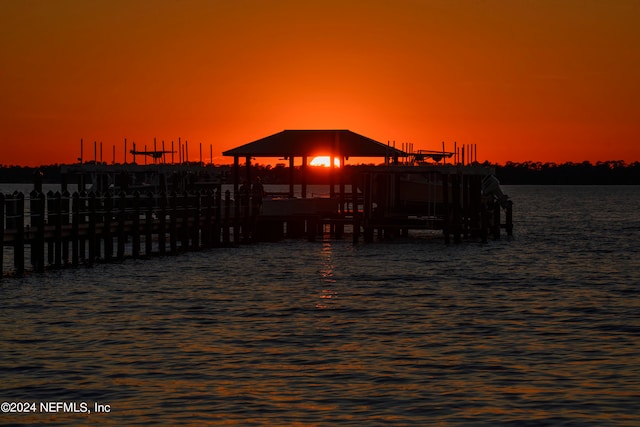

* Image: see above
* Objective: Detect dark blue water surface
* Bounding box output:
[1,186,639,426]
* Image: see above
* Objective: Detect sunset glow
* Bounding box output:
[1,1,639,166]
[309,156,341,168]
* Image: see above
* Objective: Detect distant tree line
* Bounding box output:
[0,161,639,185]
[0,165,63,184]
[493,161,640,185]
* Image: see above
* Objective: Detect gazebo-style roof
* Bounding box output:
[222,129,406,158]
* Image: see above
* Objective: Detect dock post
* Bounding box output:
[169,192,178,254]
[492,200,501,240]
[104,192,113,261]
[506,200,513,236]
[14,193,25,276]
[363,172,373,243]
[78,192,86,262]
[468,175,481,238]
[94,192,102,260]
[6,193,16,230]
[54,192,63,268]
[214,186,222,247]
[46,191,54,266]
[442,173,450,244]
[339,179,345,215]
[180,191,189,250]
[60,171,68,194]
[233,187,241,244]
[462,174,470,238]
[33,169,43,193]
[71,192,80,266]
[193,192,201,250]
[334,220,344,239]
[223,190,231,246]
[87,192,96,265]
[35,192,46,272]
[0,194,4,279]
[158,192,167,254]
[30,191,41,271]
[145,192,153,256]
[452,173,462,243]
[61,191,70,265]
[117,192,126,260]
[480,199,489,244]
[289,156,295,198]
[352,175,360,244]
[307,216,317,242]
[240,191,250,242]
[203,190,213,248]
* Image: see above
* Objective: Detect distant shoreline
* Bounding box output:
[0,161,638,186]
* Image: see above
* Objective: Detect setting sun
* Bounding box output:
[309,156,341,168]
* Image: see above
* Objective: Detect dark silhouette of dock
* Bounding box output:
[0,167,512,278]
[0,130,513,278]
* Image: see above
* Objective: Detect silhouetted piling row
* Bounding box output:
[357,167,513,244]
[0,188,263,277]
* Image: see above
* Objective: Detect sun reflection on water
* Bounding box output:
[316,241,339,310]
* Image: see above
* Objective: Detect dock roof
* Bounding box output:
[222,130,406,158]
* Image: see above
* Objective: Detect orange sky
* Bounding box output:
[1,0,639,166]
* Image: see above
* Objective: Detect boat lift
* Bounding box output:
[129,149,175,164]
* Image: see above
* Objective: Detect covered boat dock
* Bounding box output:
[222,129,512,242]
[223,129,406,198]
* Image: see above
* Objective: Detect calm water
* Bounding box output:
[1,186,639,426]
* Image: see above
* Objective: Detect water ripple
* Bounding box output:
[1,186,639,425]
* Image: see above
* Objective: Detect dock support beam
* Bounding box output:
[452,173,462,243]
[88,192,97,265]
[53,192,63,268]
[159,192,167,254]
[118,192,127,259]
[71,193,80,266]
[145,192,153,256]
[14,194,25,276]
[0,194,4,279]
[104,192,113,261]
[442,173,450,244]
[352,175,360,244]
[506,200,513,236]
[492,201,501,240]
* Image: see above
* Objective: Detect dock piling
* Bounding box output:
[214,187,222,247]
[71,193,80,266]
[158,192,167,254]
[54,192,63,268]
[62,191,70,265]
[117,192,126,259]
[32,191,46,273]
[170,191,178,254]
[145,192,153,256]
[132,191,141,258]
[506,200,513,236]
[223,190,231,246]
[88,192,97,265]
[0,194,4,279]
[104,192,113,261]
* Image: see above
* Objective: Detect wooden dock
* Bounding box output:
[1,164,513,278]
[356,164,513,243]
